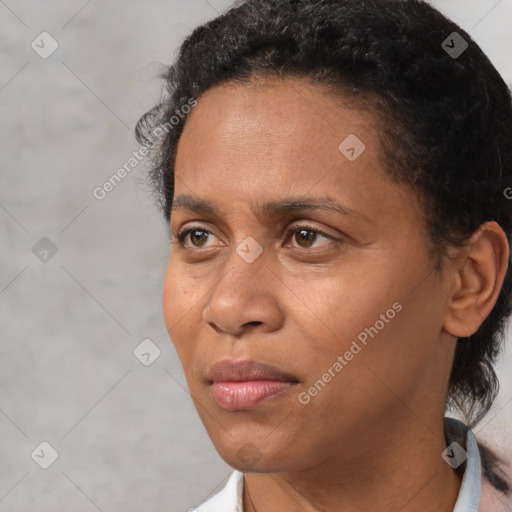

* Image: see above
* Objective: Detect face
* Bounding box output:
[163,77,456,473]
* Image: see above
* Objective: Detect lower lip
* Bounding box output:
[211,380,296,410]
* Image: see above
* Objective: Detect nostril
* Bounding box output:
[245,321,263,327]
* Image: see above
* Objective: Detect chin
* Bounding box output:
[212,436,301,473]
[221,451,282,473]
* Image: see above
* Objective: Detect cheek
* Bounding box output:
[162,260,201,367]
[284,261,398,356]
[287,254,442,388]
[162,253,206,321]
[314,273,445,406]
[162,262,178,330]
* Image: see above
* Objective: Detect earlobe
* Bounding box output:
[443,221,509,338]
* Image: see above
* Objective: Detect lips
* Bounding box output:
[207,360,299,410]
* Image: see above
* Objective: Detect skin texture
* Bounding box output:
[162,77,509,512]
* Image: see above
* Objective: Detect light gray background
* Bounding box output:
[0,1,511,511]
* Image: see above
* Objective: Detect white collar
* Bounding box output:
[193,420,481,512]
[453,425,481,511]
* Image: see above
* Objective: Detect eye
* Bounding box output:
[176,223,336,251]
[284,224,335,250]
[176,225,218,248]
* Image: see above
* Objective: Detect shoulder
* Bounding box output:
[445,418,511,512]
[480,476,512,512]
[477,439,512,512]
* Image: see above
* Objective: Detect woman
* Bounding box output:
[136,0,512,510]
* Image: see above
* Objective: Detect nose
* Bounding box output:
[202,250,284,337]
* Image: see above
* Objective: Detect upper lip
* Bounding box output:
[207,359,299,383]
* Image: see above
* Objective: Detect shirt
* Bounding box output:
[191,418,483,512]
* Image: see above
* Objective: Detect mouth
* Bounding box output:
[207,359,300,411]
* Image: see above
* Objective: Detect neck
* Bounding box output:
[243,417,463,512]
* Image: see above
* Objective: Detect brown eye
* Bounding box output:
[287,225,334,249]
[294,228,319,248]
[177,227,215,248]
[176,224,336,251]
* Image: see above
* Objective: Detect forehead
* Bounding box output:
[174,77,383,197]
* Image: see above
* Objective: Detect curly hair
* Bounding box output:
[136,0,512,491]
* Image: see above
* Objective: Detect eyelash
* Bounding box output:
[175,223,336,252]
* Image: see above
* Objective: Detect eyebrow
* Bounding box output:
[171,194,369,221]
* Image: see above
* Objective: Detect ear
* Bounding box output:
[443,221,509,338]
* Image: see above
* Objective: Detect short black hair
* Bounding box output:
[136,0,512,492]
